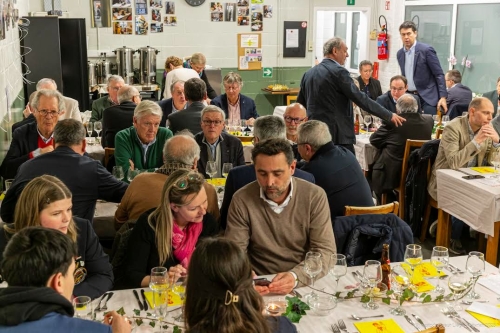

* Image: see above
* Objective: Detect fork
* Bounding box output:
[101,292,114,311]
[447,307,480,332]
[442,308,472,332]
[330,323,341,333]
[337,319,349,333]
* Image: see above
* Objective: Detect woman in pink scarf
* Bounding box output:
[120,169,219,289]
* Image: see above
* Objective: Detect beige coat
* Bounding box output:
[428,115,496,200]
[59,96,82,122]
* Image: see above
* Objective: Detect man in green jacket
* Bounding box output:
[115,100,173,179]
[90,75,125,122]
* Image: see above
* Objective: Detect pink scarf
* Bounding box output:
[172,221,203,268]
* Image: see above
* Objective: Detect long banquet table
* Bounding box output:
[94,256,500,332]
[354,134,378,172]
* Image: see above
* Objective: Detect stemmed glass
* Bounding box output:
[86,122,93,138]
[432,114,439,127]
[222,163,233,178]
[390,265,410,316]
[441,115,450,127]
[404,244,423,287]
[466,251,485,300]
[149,267,169,331]
[490,150,500,174]
[241,119,251,132]
[363,260,382,310]
[372,116,382,130]
[112,166,124,180]
[431,246,449,294]
[329,254,347,300]
[171,276,187,321]
[127,169,140,182]
[206,161,217,180]
[94,121,102,144]
[303,251,323,301]
[363,115,372,134]
[448,273,470,311]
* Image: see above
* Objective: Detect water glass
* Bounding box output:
[4,179,13,193]
[149,267,169,319]
[127,169,141,182]
[329,254,347,299]
[441,115,450,127]
[303,251,322,301]
[390,265,410,316]
[363,260,382,310]
[112,166,124,180]
[466,251,485,300]
[222,163,233,178]
[206,161,217,179]
[73,296,93,320]
[431,246,449,294]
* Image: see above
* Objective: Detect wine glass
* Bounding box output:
[448,273,470,311]
[206,161,217,179]
[149,267,169,329]
[363,115,372,134]
[222,163,233,178]
[86,122,93,138]
[363,260,382,310]
[432,114,439,126]
[127,169,140,182]
[466,251,485,300]
[171,276,187,321]
[441,115,450,127]
[112,166,124,180]
[431,246,449,294]
[303,251,323,301]
[390,265,410,316]
[490,150,500,174]
[404,244,423,285]
[372,116,382,130]
[94,121,102,144]
[329,254,347,299]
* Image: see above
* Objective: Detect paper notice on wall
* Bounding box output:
[239,56,249,69]
[285,29,299,48]
[240,34,259,47]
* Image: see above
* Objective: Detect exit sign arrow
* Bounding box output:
[263,67,273,78]
[347,0,355,5]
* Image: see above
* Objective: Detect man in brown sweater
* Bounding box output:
[225,138,335,295]
[114,132,220,229]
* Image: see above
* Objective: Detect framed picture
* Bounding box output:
[90,0,111,27]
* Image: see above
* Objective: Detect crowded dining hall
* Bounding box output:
[1,0,500,332]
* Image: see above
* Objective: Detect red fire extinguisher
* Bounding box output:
[377,16,388,60]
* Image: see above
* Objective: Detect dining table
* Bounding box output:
[354,134,378,173]
[90,255,500,332]
[436,168,500,265]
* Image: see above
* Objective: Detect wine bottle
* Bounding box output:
[381,243,391,290]
[354,115,360,135]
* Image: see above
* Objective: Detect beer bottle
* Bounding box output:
[381,243,391,290]
[354,115,360,135]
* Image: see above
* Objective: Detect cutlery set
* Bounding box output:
[132,289,149,311]
[442,307,480,332]
[330,319,351,333]
[95,292,114,312]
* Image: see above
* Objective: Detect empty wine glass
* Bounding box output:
[372,116,382,130]
[127,169,140,182]
[86,122,93,138]
[466,251,485,300]
[363,115,372,133]
[390,265,410,316]
[448,273,470,311]
[363,260,382,310]
[491,150,500,174]
[149,267,169,329]
[329,254,347,299]
[432,114,439,126]
[431,246,449,294]
[206,161,217,179]
[94,121,102,144]
[303,251,323,301]
[112,166,124,180]
[404,244,423,286]
[441,115,450,127]
[222,163,233,178]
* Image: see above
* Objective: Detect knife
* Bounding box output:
[133,289,144,311]
[140,289,148,311]
[404,314,420,331]
[412,314,426,330]
[449,263,464,273]
[352,271,361,281]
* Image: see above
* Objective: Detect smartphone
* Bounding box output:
[462,175,484,180]
[253,278,271,287]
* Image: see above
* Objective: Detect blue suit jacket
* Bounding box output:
[397,42,447,107]
[219,165,315,229]
[211,93,259,120]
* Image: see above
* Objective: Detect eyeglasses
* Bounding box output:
[284,116,306,124]
[390,87,405,92]
[202,120,223,126]
[37,109,61,117]
[173,172,204,190]
[224,84,240,92]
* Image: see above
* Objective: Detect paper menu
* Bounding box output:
[353,319,405,333]
[467,303,500,327]
[478,275,500,295]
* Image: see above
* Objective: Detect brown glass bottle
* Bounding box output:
[381,243,391,290]
[354,115,360,135]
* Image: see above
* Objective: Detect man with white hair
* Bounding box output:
[91,75,125,122]
[35,78,82,122]
[101,85,141,148]
[114,100,173,178]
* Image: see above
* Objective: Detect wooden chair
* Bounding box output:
[286,95,297,105]
[436,128,443,139]
[345,201,399,216]
[381,139,428,220]
[418,324,445,333]
[104,148,115,168]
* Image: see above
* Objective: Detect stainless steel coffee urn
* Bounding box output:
[96,59,112,85]
[114,46,136,84]
[137,46,159,86]
[88,61,97,86]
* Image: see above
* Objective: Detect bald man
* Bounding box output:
[283,103,308,162]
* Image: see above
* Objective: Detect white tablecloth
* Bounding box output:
[354,135,378,171]
[85,138,105,163]
[94,256,500,333]
[243,143,253,163]
[437,169,500,236]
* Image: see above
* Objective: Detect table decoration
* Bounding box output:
[282,296,310,323]
[206,178,226,186]
[105,306,183,331]
[353,318,405,333]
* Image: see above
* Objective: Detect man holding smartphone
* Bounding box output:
[428,97,499,254]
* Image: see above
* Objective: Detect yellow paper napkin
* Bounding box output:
[242,142,253,146]
[471,167,496,174]
[206,178,226,186]
[354,318,405,333]
[143,289,184,308]
[400,263,437,292]
[467,305,500,328]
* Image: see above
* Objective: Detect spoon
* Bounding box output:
[351,314,384,320]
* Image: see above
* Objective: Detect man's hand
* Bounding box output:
[254,285,270,295]
[103,311,132,333]
[40,146,54,155]
[246,118,255,126]
[438,97,448,114]
[478,124,500,144]
[129,159,135,171]
[390,113,406,127]
[268,272,295,295]
[23,105,32,119]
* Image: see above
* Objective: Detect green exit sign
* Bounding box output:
[347,0,355,5]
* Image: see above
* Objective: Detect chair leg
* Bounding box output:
[381,193,387,205]
[420,200,432,243]
[398,191,405,220]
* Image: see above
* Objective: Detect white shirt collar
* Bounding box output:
[259,178,294,214]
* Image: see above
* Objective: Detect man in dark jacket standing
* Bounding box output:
[297,37,405,154]
[297,120,374,218]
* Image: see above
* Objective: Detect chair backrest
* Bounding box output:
[286,95,297,105]
[111,220,136,289]
[418,324,445,333]
[345,201,399,216]
[399,139,428,194]
[104,147,115,167]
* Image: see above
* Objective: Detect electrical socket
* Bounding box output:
[308,41,313,51]
[370,29,377,40]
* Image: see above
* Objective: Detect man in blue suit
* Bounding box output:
[397,20,448,115]
[220,115,314,229]
[445,69,472,113]
[211,72,259,126]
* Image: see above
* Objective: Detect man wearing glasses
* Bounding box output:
[283,103,308,161]
[376,75,422,114]
[0,89,63,180]
[91,75,125,122]
[195,105,245,178]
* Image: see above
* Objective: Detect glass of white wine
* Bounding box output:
[222,163,233,178]
[404,244,422,286]
[206,161,217,179]
[390,265,410,316]
[149,267,169,331]
[329,253,347,300]
[448,273,470,311]
[94,121,102,144]
[490,150,500,175]
[431,246,449,294]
